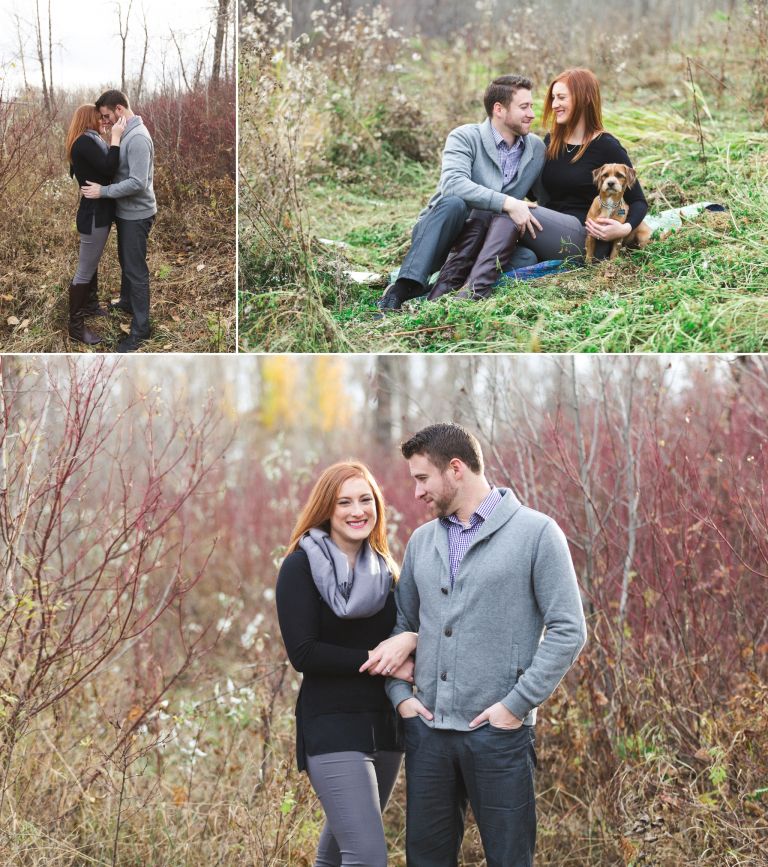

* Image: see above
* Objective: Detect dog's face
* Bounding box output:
[592,163,637,195]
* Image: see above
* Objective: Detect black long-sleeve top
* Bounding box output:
[69,134,120,234]
[541,132,648,229]
[275,549,402,771]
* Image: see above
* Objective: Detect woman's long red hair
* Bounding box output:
[65,104,101,163]
[287,461,398,580]
[542,68,606,162]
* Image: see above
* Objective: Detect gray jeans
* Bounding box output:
[306,750,402,867]
[74,217,111,284]
[518,205,611,261]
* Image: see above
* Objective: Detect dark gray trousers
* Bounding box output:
[306,750,402,867]
[116,215,155,339]
[398,196,470,290]
[403,719,537,867]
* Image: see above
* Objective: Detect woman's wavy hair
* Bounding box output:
[287,461,398,580]
[65,104,102,163]
[543,68,605,162]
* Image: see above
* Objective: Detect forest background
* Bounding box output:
[1,353,767,865]
[0,0,236,353]
[240,0,768,352]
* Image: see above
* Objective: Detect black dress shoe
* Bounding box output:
[109,299,133,315]
[116,334,147,353]
[376,284,404,312]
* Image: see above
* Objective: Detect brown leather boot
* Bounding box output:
[68,282,102,345]
[427,210,493,301]
[456,214,521,300]
[81,272,109,317]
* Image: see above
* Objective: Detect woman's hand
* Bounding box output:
[389,656,415,683]
[359,631,418,676]
[585,216,632,242]
[110,116,127,144]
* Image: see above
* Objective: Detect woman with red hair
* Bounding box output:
[516,66,648,262]
[65,104,125,343]
[276,461,416,867]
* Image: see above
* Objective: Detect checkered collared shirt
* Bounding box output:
[440,487,503,587]
[491,126,525,186]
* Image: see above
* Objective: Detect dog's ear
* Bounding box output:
[625,165,637,189]
[592,166,604,186]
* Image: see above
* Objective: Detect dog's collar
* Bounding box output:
[599,196,625,214]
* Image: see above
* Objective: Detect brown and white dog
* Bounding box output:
[585,163,651,263]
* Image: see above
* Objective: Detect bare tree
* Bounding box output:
[13,15,30,92]
[117,0,134,94]
[135,11,149,103]
[211,0,230,84]
[33,0,50,114]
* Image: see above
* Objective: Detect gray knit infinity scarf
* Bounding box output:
[298,528,392,619]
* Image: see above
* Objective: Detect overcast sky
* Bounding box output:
[0,0,231,97]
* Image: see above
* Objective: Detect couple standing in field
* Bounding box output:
[65,89,156,352]
[276,423,587,867]
[377,67,649,310]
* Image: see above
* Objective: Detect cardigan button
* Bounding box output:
[517,668,524,677]
[440,672,447,681]
[441,587,448,595]
[444,627,452,637]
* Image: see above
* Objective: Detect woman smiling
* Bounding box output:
[276,461,416,867]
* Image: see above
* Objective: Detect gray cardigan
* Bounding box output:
[385,488,587,729]
[418,118,546,220]
[100,116,157,220]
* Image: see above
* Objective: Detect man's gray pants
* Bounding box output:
[397,196,470,290]
[116,215,155,339]
[305,750,402,867]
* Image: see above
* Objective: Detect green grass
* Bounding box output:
[239,105,768,353]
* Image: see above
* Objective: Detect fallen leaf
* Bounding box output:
[163,343,172,350]
[20,319,30,328]
[196,263,205,272]
[1,294,13,301]
[120,323,130,334]
[7,315,19,325]
[171,314,181,322]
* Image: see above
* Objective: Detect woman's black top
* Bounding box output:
[541,132,648,229]
[69,134,120,234]
[276,549,403,771]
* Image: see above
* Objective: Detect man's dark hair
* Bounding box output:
[400,423,484,475]
[95,89,130,111]
[483,74,533,118]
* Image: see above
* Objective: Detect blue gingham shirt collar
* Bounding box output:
[440,487,503,585]
[491,125,524,184]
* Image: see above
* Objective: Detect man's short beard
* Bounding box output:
[431,476,459,517]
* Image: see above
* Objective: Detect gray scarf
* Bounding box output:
[298,528,392,619]
[84,129,108,153]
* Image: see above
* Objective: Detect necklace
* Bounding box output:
[565,141,581,153]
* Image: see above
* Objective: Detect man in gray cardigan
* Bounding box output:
[81,90,157,353]
[385,423,587,867]
[378,75,545,311]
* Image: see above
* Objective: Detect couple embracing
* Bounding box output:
[276,423,587,866]
[378,67,649,309]
[64,89,156,352]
